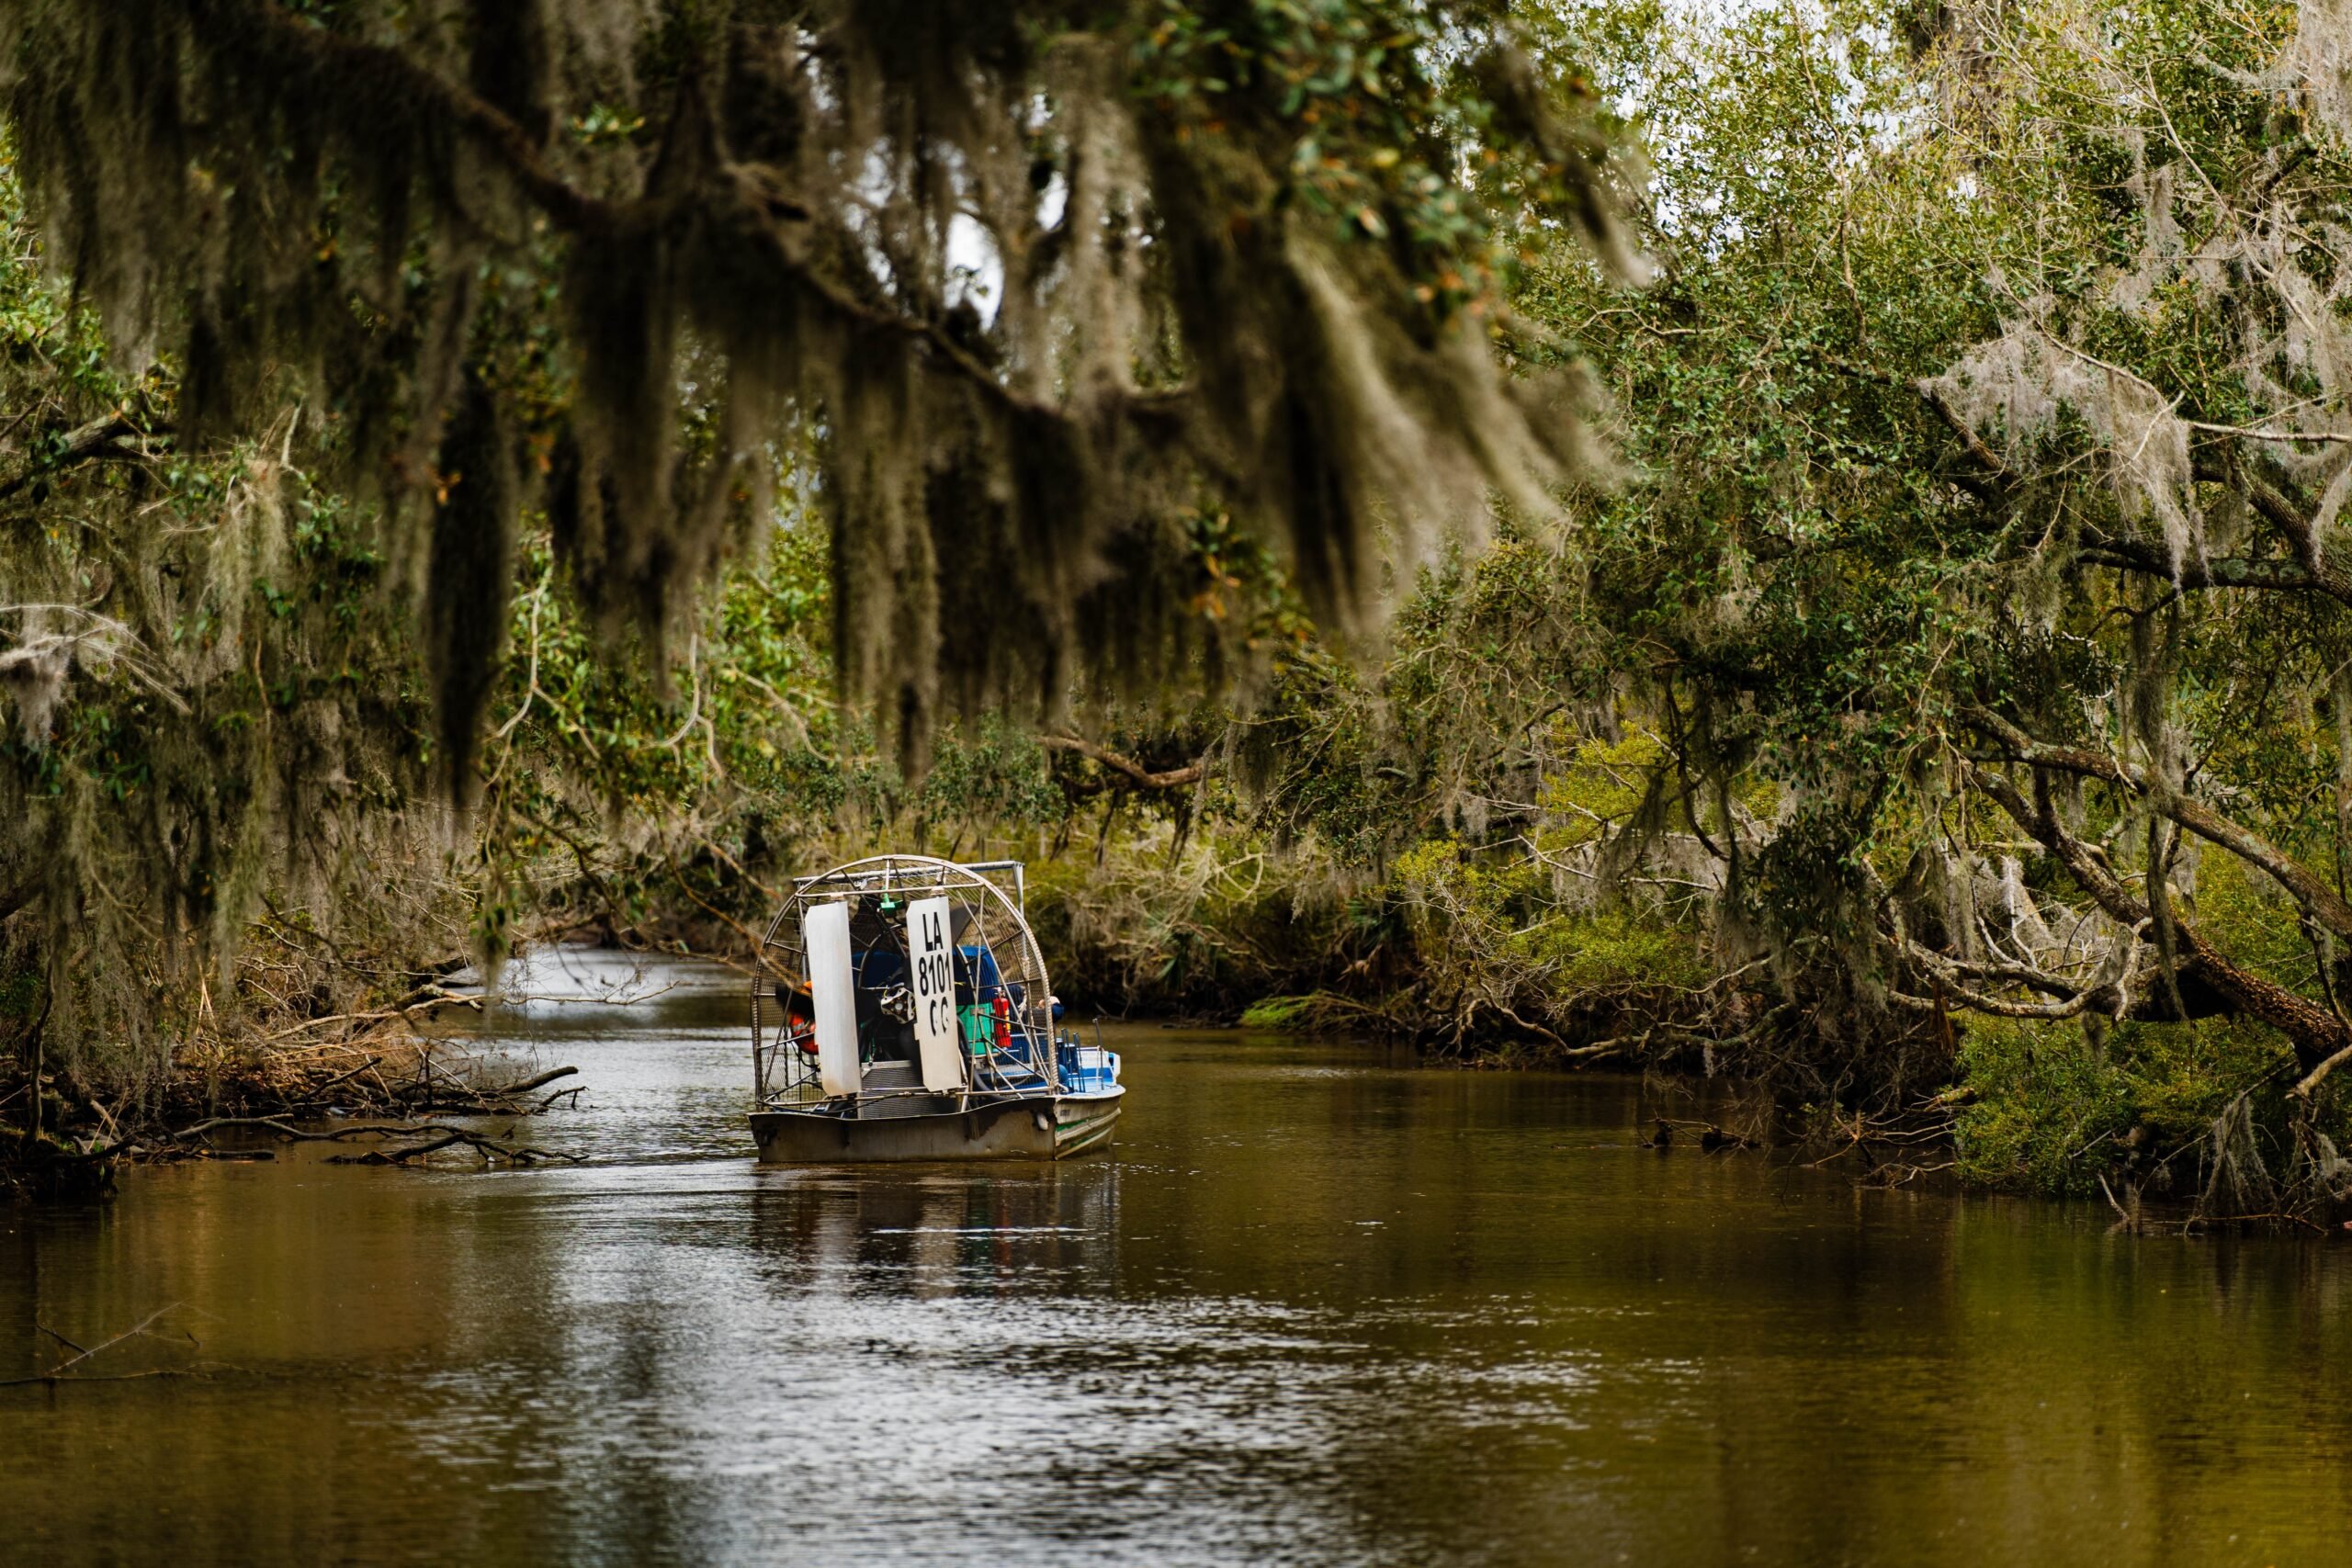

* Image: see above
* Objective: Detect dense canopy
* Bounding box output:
[3,0,1633,765]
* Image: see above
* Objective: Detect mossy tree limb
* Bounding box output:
[2,0,1639,768]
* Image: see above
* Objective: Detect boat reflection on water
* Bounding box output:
[746,1164,1123,1292]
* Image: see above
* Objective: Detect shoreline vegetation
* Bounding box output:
[0,960,588,1199]
[11,1,2352,1229]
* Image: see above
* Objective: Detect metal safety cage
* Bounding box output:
[752,855,1058,1105]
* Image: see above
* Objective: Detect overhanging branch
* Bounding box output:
[1039,736,1206,790]
[1964,705,2352,943]
[239,0,1197,458]
[1966,760,2349,1067]
[0,413,158,501]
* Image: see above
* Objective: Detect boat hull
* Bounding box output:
[751,1087,1124,1164]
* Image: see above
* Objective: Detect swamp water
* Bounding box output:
[5,950,2352,1567]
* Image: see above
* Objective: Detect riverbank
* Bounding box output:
[13,854,2351,1230]
[0,978,591,1198]
[11,901,2339,1232]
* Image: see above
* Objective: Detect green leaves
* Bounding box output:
[1136,0,1624,321]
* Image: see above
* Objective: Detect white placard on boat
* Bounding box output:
[804,900,860,1097]
[906,895,965,1091]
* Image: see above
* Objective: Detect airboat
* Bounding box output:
[749,855,1124,1162]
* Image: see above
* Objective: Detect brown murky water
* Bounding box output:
[6,950,2352,1566]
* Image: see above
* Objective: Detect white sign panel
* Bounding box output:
[804,900,860,1097]
[907,896,965,1091]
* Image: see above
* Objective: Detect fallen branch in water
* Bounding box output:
[166,1112,581,1167]
[260,989,482,1043]
[479,1064,578,1097]
[4,1055,594,1179]
[171,1116,435,1142]
[0,1368,217,1389]
[166,1068,586,1167]
[392,1061,579,1112]
[327,1127,582,1166]
[28,1302,195,1381]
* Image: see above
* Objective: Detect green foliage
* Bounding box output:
[2,0,1638,771]
[1219,0,2352,1127]
[1237,993,1328,1029]
[1951,1016,2290,1198]
[1392,834,1704,1039]
[17,0,2352,1234]
[0,127,456,1085]
[1134,0,1631,310]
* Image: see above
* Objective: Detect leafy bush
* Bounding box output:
[1953,1015,2302,1200]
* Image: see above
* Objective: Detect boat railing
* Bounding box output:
[1053,1034,1119,1094]
[755,1037,1056,1103]
[754,1082,1063,1115]
[785,856,1026,916]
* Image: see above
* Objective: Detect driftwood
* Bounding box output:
[395,1063,578,1111]
[172,1116,429,1141]
[164,1061,586,1168]
[166,1114,580,1168]
[0,1303,197,1388]
[0,1368,212,1389]
[1,1302,230,1390]
[247,1055,582,1119]
[2,1055,588,1188]
[3,919,615,1190]
[325,1127,582,1166]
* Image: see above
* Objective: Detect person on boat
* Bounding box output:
[778,976,819,1055]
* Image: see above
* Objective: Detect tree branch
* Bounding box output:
[2077,534,2335,596]
[1967,761,2349,1067]
[1039,735,1206,790]
[1964,705,2352,942]
[241,1,1196,461]
[245,3,616,234]
[1910,376,2012,486]
[0,413,156,501]
[2188,451,2352,609]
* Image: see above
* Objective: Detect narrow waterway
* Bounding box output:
[6,950,2351,1566]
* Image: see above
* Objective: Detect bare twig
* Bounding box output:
[37,1303,190,1378]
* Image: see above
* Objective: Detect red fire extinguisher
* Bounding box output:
[992,993,1012,1050]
